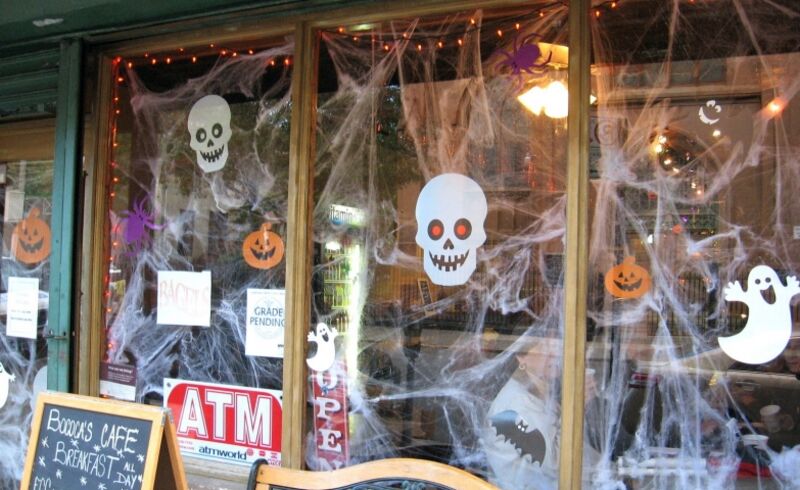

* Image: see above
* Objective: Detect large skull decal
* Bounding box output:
[415,173,487,286]
[188,95,232,173]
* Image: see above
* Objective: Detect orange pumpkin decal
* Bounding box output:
[242,223,285,269]
[11,207,51,264]
[604,256,651,299]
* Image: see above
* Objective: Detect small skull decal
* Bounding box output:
[415,173,487,286]
[188,95,232,173]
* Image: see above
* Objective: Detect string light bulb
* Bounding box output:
[767,98,784,115]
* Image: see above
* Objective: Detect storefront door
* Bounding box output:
[93,33,294,472]
[0,118,61,487]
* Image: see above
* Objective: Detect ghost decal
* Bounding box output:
[415,173,487,286]
[490,409,547,465]
[0,361,15,409]
[307,322,338,372]
[720,265,800,364]
[698,100,722,125]
[188,95,232,173]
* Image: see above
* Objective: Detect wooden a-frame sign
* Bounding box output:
[21,391,187,490]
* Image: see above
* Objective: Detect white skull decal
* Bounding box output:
[415,173,487,286]
[188,95,232,173]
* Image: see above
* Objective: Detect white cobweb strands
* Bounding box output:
[587,1,800,489]
[103,39,294,412]
[0,335,41,487]
[306,6,573,488]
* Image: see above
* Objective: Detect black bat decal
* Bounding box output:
[490,409,547,465]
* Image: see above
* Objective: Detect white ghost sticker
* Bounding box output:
[188,95,232,173]
[415,173,488,286]
[307,323,338,372]
[720,265,800,364]
[0,361,15,409]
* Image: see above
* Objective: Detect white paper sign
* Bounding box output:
[246,288,285,358]
[6,276,39,339]
[794,225,800,240]
[157,270,211,327]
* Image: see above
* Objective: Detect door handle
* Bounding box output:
[42,330,68,340]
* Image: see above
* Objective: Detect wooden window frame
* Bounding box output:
[80,1,591,488]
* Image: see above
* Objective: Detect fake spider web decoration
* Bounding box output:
[307,3,800,490]
[100,38,295,435]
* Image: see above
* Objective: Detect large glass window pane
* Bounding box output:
[0,119,55,487]
[307,5,574,488]
[101,37,292,466]
[585,2,800,488]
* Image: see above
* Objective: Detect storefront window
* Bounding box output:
[307,5,573,487]
[586,1,800,488]
[0,119,55,487]
[101,37,292,466]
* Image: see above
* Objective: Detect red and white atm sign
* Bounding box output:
[163,378,282,466]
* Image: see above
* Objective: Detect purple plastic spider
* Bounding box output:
[495,33,552,91]
[120,196,165,256]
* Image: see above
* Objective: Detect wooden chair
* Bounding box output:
[247,458,499,490]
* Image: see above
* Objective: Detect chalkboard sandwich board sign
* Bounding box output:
[21,391,187,490]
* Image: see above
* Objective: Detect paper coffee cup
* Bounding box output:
[742,434,769,449]
[760,405,782,433]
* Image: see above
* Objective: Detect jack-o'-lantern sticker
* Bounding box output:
[242,223,285,269]
[11,207,51,264]
[604,256,651,299]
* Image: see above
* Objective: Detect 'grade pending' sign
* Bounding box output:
[245,288,285,358]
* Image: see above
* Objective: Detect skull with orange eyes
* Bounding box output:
[415,173,487,286]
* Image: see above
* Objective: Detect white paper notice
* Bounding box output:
[156,270,211,327]
[7,276,39,339]
[246,288,285,358]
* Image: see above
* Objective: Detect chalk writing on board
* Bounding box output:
[29,404,151,490]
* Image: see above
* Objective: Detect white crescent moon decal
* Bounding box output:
[698,100,722,125]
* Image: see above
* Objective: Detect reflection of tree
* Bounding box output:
[316,86,421,206]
